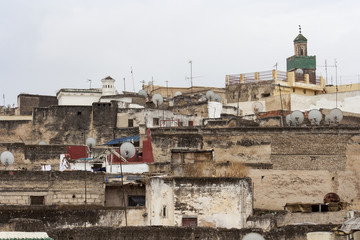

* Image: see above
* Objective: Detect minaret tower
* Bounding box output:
[294,25,308,56]
[101,76,117,96]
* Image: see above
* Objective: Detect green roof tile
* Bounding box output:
[294,34,307,42]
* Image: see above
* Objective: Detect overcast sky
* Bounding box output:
[1,0,359,106]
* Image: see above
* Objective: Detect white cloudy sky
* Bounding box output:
[1,0,359,106]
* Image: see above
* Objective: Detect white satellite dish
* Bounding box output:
[329,108,343,123]
[252,102,264,113]
[38,141,47,145]
[308,109,322,125]
[206,90,215,100]
[1,151,15,167]
[295,68,304,74]
[285,114,293,126]
[324,114,332,124]
[120,142,136,159]
[152,94,163,107]
[290,110,304,126]
[174,91,182,97]
[242,233,265,240]
[213,94,222,103]
[86,137,96,148]
[138,89,147,97]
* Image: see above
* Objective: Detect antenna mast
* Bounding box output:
[131,66,135,92]
[189,60,193,92]
[123,78,126,92]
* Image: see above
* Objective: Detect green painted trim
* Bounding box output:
[286,55,316,71]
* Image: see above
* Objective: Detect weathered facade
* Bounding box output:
[146,177,253,229]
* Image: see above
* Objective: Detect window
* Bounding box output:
[182,217,197,227]
[293,88,295,93]
[77,111,82,116]
[303,89,306,94]
[314,91,317,95]
[188,121,193,126]
[30,196,44,205]
[128,119,134,127]
[128,196,145,207]
[163,206,167,217]
[261,93,270,98]
[153,118,159,126]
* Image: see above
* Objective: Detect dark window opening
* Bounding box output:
[253,94,257,99]
[182,217,197,227]
[128,119,134,127]
[293,88,295,93]
[77,111,82,116]
[261,93,270,98]
[128,196,145,207]
[188,121,193,126]
[92,163,103,170]
[303,89,306,94]
[163,206,167,217]
[314,91,317,95]
[311,204,328,212]
[153,118,159,126]
[30,196,44,205]
[179,121,183,126]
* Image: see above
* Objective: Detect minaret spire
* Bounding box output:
[299,25,302,34]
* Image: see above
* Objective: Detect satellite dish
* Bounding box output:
[174,91,182,97]
[252,102,264,113]
[152,94,163,107]
[206,90,215,100]
[242,233,265,240]
[295,68,304,74]
[329,108,343,123]
[290,110,304,126]
[38,141,47,145]
[308,109,322,125]
[324,114,332,124]
[138,89,147,97]
[120,142,136,159]
[213,94,222,103]
[285,114,293,126]
[86,137,96,148]
[1,151,15,167]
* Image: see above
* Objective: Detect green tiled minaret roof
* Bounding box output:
[294,34,307,43]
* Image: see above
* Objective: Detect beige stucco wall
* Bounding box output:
[147,177,253,229]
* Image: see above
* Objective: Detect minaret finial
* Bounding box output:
[299,25,302,34]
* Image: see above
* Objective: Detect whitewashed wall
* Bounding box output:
[207,102,223,118]
[291,91,360,113]
[58,93,101,106]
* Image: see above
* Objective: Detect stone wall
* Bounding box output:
[17,94,58,116]
[0,171,105,206]
[47,225,337,240]
[150,127,360,210]
[146,177,253,229]
[225,81,275,104]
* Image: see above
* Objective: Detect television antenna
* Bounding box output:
[152,94,163,107]
[329,108,343,123]
[308,109,322,125]
[130,66,135,92]
[285,114,293,126]
[205,90,215,101]
[87,79,92,89]
[120,142,136,159]
[252,102,264,114]
[138,89,147,97]
[1,151,14,167]
[242,233,265,240]
[175,91,182,97]
[213,94,222,103]
[324,114,331,125]
[290,110,304,126]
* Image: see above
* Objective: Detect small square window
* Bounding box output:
[188,121,193,126]
[128,196,145,207]
[30,196,44,205]
[153,118,159,126]
[128,119,134,127]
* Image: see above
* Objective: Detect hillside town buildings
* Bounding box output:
[0,31,360,240]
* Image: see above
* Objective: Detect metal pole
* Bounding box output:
[123,78,126,92]
[189,60,193,92]
[335,59,338,108]
[165,81,169,98]
[120,144,128,226]
[279,84,284,127]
